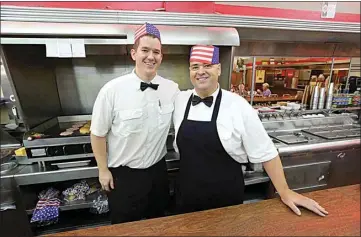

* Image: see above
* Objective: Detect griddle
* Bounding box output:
[28,121,89,138]
[23,116,91,148]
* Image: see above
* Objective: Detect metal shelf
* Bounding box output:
[26,191,100,215]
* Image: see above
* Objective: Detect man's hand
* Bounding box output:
[280,189,328,217]
[99,168,114,192]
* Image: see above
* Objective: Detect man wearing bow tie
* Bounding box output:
[172,45,328,217]
[90,23,179,224]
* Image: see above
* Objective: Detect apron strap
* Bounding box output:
[211,89,222,124]
[183,88,223,122]
[183,94,193,120]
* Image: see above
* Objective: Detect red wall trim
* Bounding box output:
[215,4,360,23]
[0,1,165,11]
[164,2,215,14]
[1,1,360,23]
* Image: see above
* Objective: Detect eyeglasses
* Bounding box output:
[190,64,215,71]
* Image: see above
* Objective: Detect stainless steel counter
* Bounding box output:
[277,138,360,155]
[1,162,26,179]
[9,154,271,186]
[13,164,98,185]
[2,135,359,185]
[1,113,359,186]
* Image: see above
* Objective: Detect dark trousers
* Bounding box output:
[107,158,170,224]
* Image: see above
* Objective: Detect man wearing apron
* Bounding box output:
[173,45,328,217]
[90,23,179,224]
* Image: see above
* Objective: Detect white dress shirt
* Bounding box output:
[91,69,179,168]
[173,87,278,164]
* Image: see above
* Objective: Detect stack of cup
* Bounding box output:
[325,82,334,109]
[318,87,326,109]
[311,86,319,110]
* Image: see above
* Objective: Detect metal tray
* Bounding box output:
[272,135,309,145]
[303,128,360,140]
[23,115,92,148]
[0,161,18,174]
[51,160,91,169]
[26,191,101,214]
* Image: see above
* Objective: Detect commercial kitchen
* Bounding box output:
[0,3,360,237]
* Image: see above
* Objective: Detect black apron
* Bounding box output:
[176,89,245,213]
[107,158,169,224]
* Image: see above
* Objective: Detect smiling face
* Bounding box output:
[131,35,162,81]
[189,62,221,96]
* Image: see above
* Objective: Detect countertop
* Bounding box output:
[47,184,360,236]
[0,127,21,149]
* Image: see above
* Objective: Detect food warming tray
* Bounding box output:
[302,128,360,140]
[268,131,310,145]
[271,135,309,145]
[302,124,361,140]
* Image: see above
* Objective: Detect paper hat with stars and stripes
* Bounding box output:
[189,45,220,64]
[134,22,161,42]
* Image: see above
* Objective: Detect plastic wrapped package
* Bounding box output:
[86,180,101,195]
[30,188,61,226]
[90,191,109,214]
[62,180,90,202]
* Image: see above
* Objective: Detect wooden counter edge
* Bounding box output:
[46,184,360,236]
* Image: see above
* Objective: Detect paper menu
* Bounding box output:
[57,39,73,58]
[45,39,86,58]
[71,39,86,58]
[45,40,59,57]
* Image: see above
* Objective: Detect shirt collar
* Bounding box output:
[193,84,220,98]
[132,69,160,85]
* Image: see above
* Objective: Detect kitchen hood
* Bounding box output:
[1,21,240,46]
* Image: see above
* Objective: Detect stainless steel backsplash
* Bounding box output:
[55,54,192,115]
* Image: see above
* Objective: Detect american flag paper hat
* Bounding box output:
[134,22,161,42]
[190,45,220,64]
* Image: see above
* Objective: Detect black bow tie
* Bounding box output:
[140,82,159,91]
[192,95,214,107]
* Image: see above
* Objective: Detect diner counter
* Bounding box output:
[47,184,360,236]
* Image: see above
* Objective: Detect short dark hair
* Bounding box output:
[133,34,161,50]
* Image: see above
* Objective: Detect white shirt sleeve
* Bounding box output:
[90,88,113,137]
[236,101,279,163]
[172,86,181,103]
